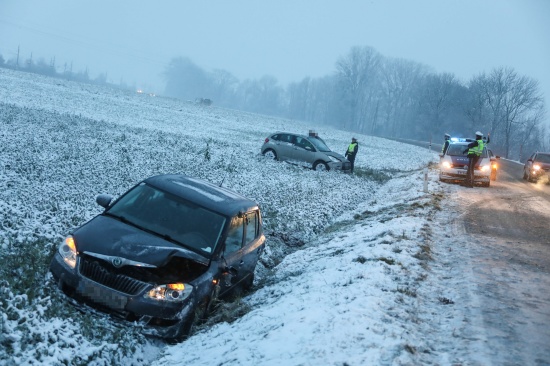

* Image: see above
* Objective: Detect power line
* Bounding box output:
[0,16,169,67]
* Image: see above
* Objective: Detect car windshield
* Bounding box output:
[535,154,550,163]
[447,144,488,157]
[308,136,331,152]
[106,183,226,257]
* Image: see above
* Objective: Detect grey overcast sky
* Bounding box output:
[1,0,549,124]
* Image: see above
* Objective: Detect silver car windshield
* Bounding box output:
[106,183,226,257]
[308,137,331,152]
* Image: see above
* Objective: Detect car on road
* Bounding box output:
[261,131,351,172]
[50,174,265,341]
[439,138,492,187]
[523,152,550,182]
[488,149,500,181]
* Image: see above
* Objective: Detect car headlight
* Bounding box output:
[441,161,451,169]
[479,165,490,172]
[328,155,339,163]
[59,236,77,269]
[533,164,541,171]
[146,283,193,302]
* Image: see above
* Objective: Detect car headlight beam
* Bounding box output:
[59,236,77,269]
[146,283,193,302]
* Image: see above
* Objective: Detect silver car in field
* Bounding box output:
[261,131,351,172]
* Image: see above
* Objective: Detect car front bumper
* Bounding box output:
[50,253,196,339]
[528,168,549,181]
[439,168,490,182]
[328,161,352,172]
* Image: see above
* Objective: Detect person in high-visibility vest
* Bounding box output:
[462,131,490,187]
[441,133,451,156]
[345,137,359,173]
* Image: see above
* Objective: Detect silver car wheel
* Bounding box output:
[313,161,329,171]
[263,149,277,160]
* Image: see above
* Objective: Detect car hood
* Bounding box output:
[72,215,209,267]
[325,151,347,161]
[450,156,470,166]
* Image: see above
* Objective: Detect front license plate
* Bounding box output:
[456,170,466,175]
[77,279,128,310]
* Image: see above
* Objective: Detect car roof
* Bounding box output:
[144,174,259,217]
[272,131,308,138]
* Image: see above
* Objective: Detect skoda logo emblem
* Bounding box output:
[111,257,123,268]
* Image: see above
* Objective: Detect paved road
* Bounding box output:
[446,160,550,365]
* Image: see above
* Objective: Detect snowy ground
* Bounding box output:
[0,68,508,365]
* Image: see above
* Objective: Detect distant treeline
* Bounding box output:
[164,47,548,161]
[1,46,547,160]
[0,51,132,89]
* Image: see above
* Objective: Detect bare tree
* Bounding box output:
[209,69,238,107]
[163,57,210,101]
[335,46,381,130]
[416,72,460,138]
[483,67,545,158]
[379,58,428,137]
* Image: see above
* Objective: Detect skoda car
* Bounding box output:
[439,138,492,187]
[50,174,265,341]
[261,131,351,172]
[523,152,550,182]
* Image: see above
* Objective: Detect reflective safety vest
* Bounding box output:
[347,143,358,154]
[468,139,484,156]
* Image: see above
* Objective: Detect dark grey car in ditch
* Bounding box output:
[50,174,265,341]
[261,131,351,172]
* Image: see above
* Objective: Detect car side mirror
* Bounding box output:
[96,194,114,208]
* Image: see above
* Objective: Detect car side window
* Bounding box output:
[295,137,315,151]
[245,211,258,245]
[225,217,244,254]
[279,134,290,143]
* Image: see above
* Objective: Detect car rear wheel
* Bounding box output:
[263,149,277,160]
[313,161,329,171]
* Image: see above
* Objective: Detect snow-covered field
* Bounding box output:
[0,69,454,365]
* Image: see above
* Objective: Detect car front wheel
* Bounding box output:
[263,149,277,160]
[313,161,329,171]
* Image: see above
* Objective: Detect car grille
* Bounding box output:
[79,257,150,296]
